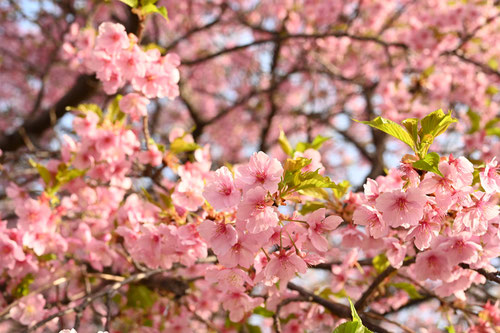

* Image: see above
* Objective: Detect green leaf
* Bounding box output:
[67,103,103,119]
[126,285,157,310]
[372,254,390,274]
[295,135,330,152]
[140,0,157,5]
[466,109,481,134]
[332,180,350,199]
[317,287,348,299]
[253,306,275,318]
[389,282,423,300]
[13,274,34,298]
[445,325,456,333]
[401,118,419,145]
[421,65,435,78]
[298,187,329,200]
[333,321,365,333]
[246,324,262,333]
[294,171,337,190]
[107,95,126,123]
[412,152,443,176]
[118,0,139,7]
[141,3,168,20]
[488,58,499,70]
[486,127,500,137]
[170,138,200,154]
[299,201,325,215]
[485,118,500,137]
[354,117,416,151]
[486,85,499,95]
[332,299,373,333]
[348,298,361,322]
[37,253,57,262]
[29,159,52,186]
[278,130,294,156]
[56,168,86,185]
[310,135,331,150]
[420,109,457,139]
[284,157,312,173]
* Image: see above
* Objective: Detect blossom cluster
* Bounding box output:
[350,155,499,299]
[63,22,180,99]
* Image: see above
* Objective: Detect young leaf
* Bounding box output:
[13,274,34,298]
[295,135,331,152]
[401,118,419,144]
[126,285,157,310]
[372,254,390,274]
[67,103,103,119]
[390,282,423,300]
[284,157,311,173]
[29,159,52,186]
[141,3,168,20]
[466,109,481,134]
[420,109,456,139]
[354,117,416,151]
[332,180,350,199]
[118,0,139,7]
[278,130,294,156]
[332,299,373,333]
[412,152,443,176]
[170,138,200,154]
[298,187,329,200]
[299,201,325,215]
[56,168,86,185]
[294,171,337,190]
[253,306,274,318]
[310,135,331,150]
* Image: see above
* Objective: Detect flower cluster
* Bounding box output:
[63,22,180,98]
[351,155,499,298]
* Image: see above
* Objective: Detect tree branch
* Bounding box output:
[287,282,392,333]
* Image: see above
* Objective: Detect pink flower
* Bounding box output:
[375,188,427,228]
[0,233,25,270]
[218,232,261,268]
[172,174,205,212]
[419,161,458,194]
[205,267,252,292]
[306,208,342,252]
[15,198,52,232]
[406,217,441,250]
[116,45,147,80]
[119,93,149,121]
[362,178,380,204]
[480,157,500,194]
[385,237,406,269]
[235,151,283,193]
[9,294,46,326]
[131,53,180,99]
[236,186,279,233]
[203,166,241,210]
[414,249,452,282]
[221,292,263,322]
[138,145,163,167]
[264,250,308,288]
[437,235,482,265]
[95,22,129,52]
[454,192,498,235]
[352,204,388,239]
[198,220,238,256]
[449,155,474,188]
